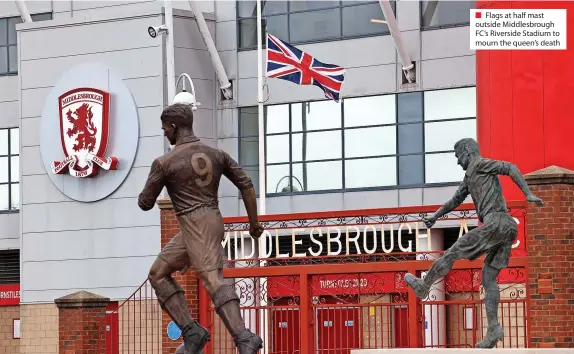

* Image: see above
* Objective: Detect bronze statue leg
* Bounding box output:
[199,269,246,337]
[475,264,504,348]
[148,257,195,330]
[405,220,501,299]
[149,233,210,353]
[179,209,263,353]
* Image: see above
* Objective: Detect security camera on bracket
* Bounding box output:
[148,24,168,38]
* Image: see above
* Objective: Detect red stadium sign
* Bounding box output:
[267,273,407,298]
[0,284,20,306]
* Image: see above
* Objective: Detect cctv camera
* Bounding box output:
[148,24,168,38]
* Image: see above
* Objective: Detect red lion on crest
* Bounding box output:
[66,103,98,152]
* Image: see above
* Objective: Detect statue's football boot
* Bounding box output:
[234,329,263,354]
[404,273,431,299]
[475,324,504,348]
[176,321,210,354]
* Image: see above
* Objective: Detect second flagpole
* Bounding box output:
[255,2,269,354]
[256,0,266,215]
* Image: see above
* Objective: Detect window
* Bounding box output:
[0,128,19,211]
[423,87,476,183]
[0,13,52,75]
[237,1,395,50]
[420,0,474,29]
[238,87,477,195]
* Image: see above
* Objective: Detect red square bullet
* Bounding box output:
[475,12,482,18]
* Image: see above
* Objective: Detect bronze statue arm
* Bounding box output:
[240,187,264,238]
[425,181,469,228]
[507,164,544,206]
[138,159,166,211]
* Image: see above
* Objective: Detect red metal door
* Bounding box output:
[393,306,408,348]
[272,308,300,354]
[105,301,119,354]
[317,307,360,354]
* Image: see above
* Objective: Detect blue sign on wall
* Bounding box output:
[167,321,182,341]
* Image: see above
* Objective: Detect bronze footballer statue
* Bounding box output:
[139,104,264,354]
[404,138,543,348]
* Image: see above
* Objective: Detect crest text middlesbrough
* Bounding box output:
[51,88,119,178]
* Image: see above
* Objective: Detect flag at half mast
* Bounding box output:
[265,33,346,102]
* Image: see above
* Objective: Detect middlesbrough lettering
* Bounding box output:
[222,217,523,260]
[50,88,119,178]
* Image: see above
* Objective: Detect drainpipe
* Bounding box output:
[165,0,176,102]
[378,0,416,83]
[188,0,233,100]
[14,0,33,22]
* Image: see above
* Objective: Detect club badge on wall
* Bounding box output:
[50,88,119,178]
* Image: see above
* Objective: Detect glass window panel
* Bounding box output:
[267,164,291,194]
[421,0,474,28]
[31,13,52,21]
[399,154,424,185]
[424,87,476,121]
[289,8,341,43]
[291,100,341,132]
[345,157,396,188]
[0,185,8,211]
[266,134,290,164]
[397,91,423,123]
[342,0,378,4]
[398,123,423,154]
[244,166,259,194]
[0,157,7,183]
[239,16,288,49]
[0,19,6,46]
[425,119,476,152]
[292,131,341,162]
[9,128,18,155]
[345,126,396,158]
[0,130,8,155]
[425,152,465,183]
[240,107,258,137]
[293,160,342,191]
[10,156,18,182]
[265,104,290,134]
[8,17,21,45]
[8,46,17,73]
[239,137,259,166]
[238,1,288,17]
[343,3,389,37]
[0,47,7,74]
[10,183,19,210]
[290,1,340,12]
[344,95,395,127]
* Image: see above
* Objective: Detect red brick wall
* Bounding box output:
[54,291,109,354]
[159,199,200,354]
[526,168,574,348]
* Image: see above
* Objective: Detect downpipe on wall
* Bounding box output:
[378,0,416,83]
[165,0,176,102]
[188,0,233,100]
[14,0,33,22]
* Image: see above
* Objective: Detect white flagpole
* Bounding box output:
[255,5,269,354]
[256,0,266,215]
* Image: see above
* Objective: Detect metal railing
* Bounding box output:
[98,279,162,353]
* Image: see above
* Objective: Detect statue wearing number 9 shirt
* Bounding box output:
[138,104,264,354]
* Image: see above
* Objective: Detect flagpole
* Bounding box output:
[255,2,269,354]
[256,0,266,214]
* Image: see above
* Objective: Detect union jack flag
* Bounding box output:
[266,33,346,102]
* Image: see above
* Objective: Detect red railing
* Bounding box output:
[98,279,162,353]
[204,201,529,354]
[98,201,529,354]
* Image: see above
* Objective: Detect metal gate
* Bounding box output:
[201,202,529,354]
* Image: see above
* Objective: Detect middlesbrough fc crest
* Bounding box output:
[50,88,119,178]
